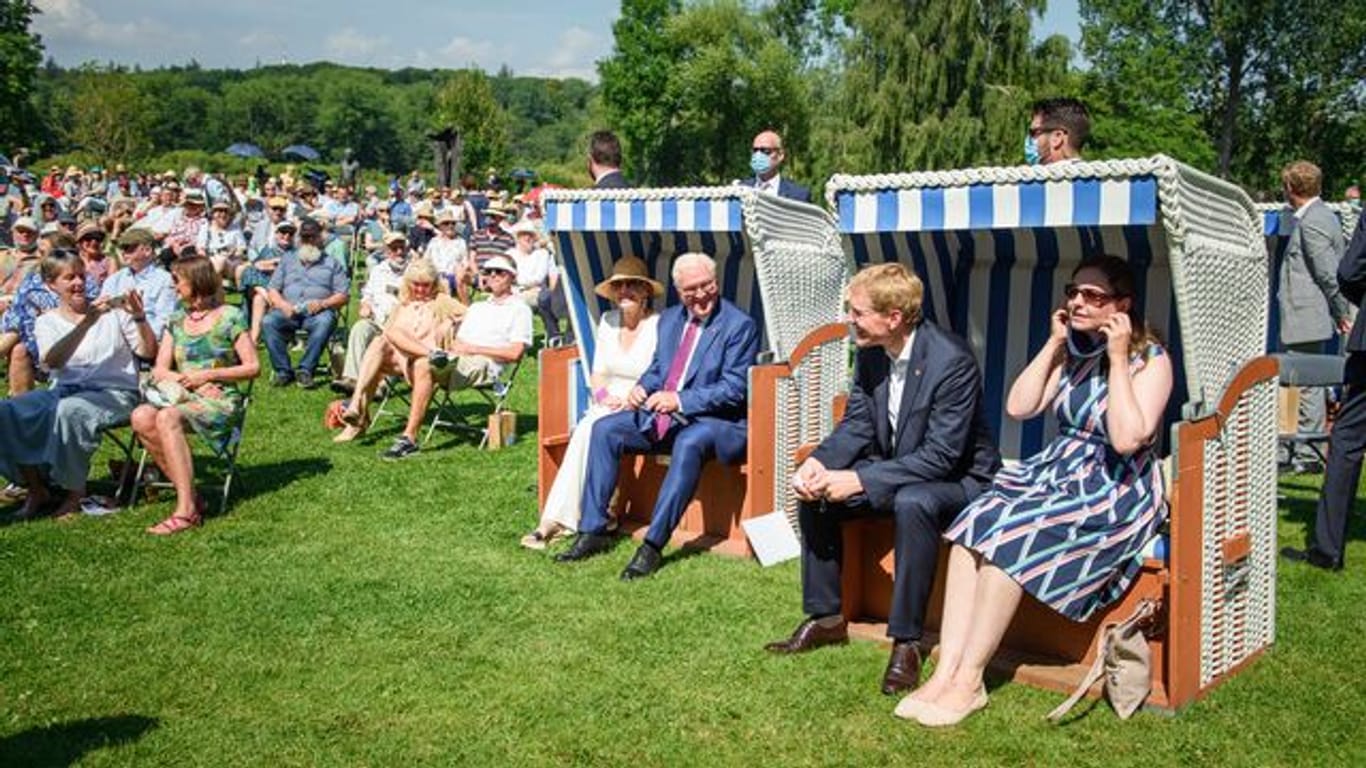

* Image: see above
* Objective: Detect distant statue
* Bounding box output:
[340,148,360,188]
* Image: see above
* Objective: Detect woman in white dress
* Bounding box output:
[521,256,661,549]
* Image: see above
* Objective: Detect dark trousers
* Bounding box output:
[261,308,337,377]
[799,481,968,641]
[1312,351,1366,563]
[579,411,721,549]
[537,285,571,343]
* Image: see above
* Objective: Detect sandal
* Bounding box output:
[147,496,205,535]
[333,424,366,443]
[146,514,201,535]
[520,530,550,550]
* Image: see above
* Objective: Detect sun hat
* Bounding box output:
[481,254,517,274]
[594,255,664,300]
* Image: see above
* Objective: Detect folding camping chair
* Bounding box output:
[424,355,523,448]
[131,378,256,517]
[1274,352,1345,468]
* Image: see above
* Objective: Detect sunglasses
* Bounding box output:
[1028,125,1066,138]
[1063,283,1120,307]
[751,146,780,155]
[270,207,287,212]
[480,269,511,277]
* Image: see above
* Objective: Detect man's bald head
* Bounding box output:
[751,130,786,181]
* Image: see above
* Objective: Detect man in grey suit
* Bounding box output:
[1278,160,1351,472]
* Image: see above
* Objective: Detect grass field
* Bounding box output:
[2,350,1365,767]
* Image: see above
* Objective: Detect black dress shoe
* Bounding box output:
[620,542,663,581]
[764,617,848,654]
[554,533,615,563]
[1280,546,1343,571]
[881,640,923,695]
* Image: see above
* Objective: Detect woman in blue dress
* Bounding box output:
[896,255,1173,727]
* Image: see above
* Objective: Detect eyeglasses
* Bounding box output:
[677,278,717,298]
[270,206,286,212]
[1028,125,1067,138]
[1063,283,1120,307]
[751,146,781,155]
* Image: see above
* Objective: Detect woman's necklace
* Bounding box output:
[187,305,215,323]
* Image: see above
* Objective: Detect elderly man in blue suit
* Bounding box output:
[741,130,811,203]
[556,252,759,580]
[765,263,1000,696]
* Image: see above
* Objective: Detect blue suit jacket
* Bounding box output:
[811,321,1001,512]
[742,175,812,204]
[635,298,759,463]
[1338,205,1366,353]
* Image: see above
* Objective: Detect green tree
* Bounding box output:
[0,0,44,150]
[825,0,1066,176]
[209,75,317,155]
[1081,0,1366,189]
[658,0,810,185]
[598,0,681,184]
[599,0,809,186]
[66,67,152,161]
[433,69,511,180]
[314,72,404,172]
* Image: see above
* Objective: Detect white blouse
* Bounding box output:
[592,310,659,398]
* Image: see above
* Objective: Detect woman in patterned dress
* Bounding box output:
[895,255,1173,727]
[131,256,259,535]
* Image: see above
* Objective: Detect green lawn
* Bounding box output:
[2,352,1365,766]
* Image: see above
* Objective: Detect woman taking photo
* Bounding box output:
[0,250,155,520]
[895,255,1172,727]
[520,256,661,549]
[131,256,259,535]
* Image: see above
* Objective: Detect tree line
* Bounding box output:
[1,0,1361,197]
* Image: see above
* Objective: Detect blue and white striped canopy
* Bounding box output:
[543,191,770,423]
[831,174,1186,461]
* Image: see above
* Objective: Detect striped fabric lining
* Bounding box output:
[837,178,1160,235]
[546,197,761,425]
[835,179,1186,461]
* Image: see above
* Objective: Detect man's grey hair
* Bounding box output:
[671,252,716,283]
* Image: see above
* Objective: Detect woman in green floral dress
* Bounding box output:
[131,256,260,535]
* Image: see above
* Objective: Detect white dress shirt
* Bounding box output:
[886,329,916,437]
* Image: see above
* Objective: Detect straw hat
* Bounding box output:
[595,256,663,300]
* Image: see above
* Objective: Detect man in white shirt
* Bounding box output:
[379,254,530,460]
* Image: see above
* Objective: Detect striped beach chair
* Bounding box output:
[537,188,846,554]
[754,157,1276,711]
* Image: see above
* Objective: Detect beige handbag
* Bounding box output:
[1047,599,1158,722]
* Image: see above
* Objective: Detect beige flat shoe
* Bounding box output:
[913,690,989,728]
[333,424,365,443]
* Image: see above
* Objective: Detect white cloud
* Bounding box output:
[434,36,498,67]
[325,27,388,60]
[526,26,604,81]
[34,0,185,48]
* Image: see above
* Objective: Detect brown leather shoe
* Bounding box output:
[764,617,848,654]
[881,640,922,695]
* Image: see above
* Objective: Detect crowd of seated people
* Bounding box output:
[0,157,556,505]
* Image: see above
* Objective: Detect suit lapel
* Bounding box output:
[871,354,892,454]
[892,330,928,451]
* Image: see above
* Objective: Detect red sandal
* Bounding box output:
[146,496,205,535]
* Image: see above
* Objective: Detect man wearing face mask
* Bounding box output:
[742,130,811,203]
[1024,98,1089,167]
[333,232,410,394]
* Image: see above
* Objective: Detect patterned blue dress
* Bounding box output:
[945,344,1168,622]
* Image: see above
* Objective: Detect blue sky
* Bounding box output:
[34,0,1080,78]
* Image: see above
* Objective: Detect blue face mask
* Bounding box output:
[750,150,773,176]
[1024,135,1041,166]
